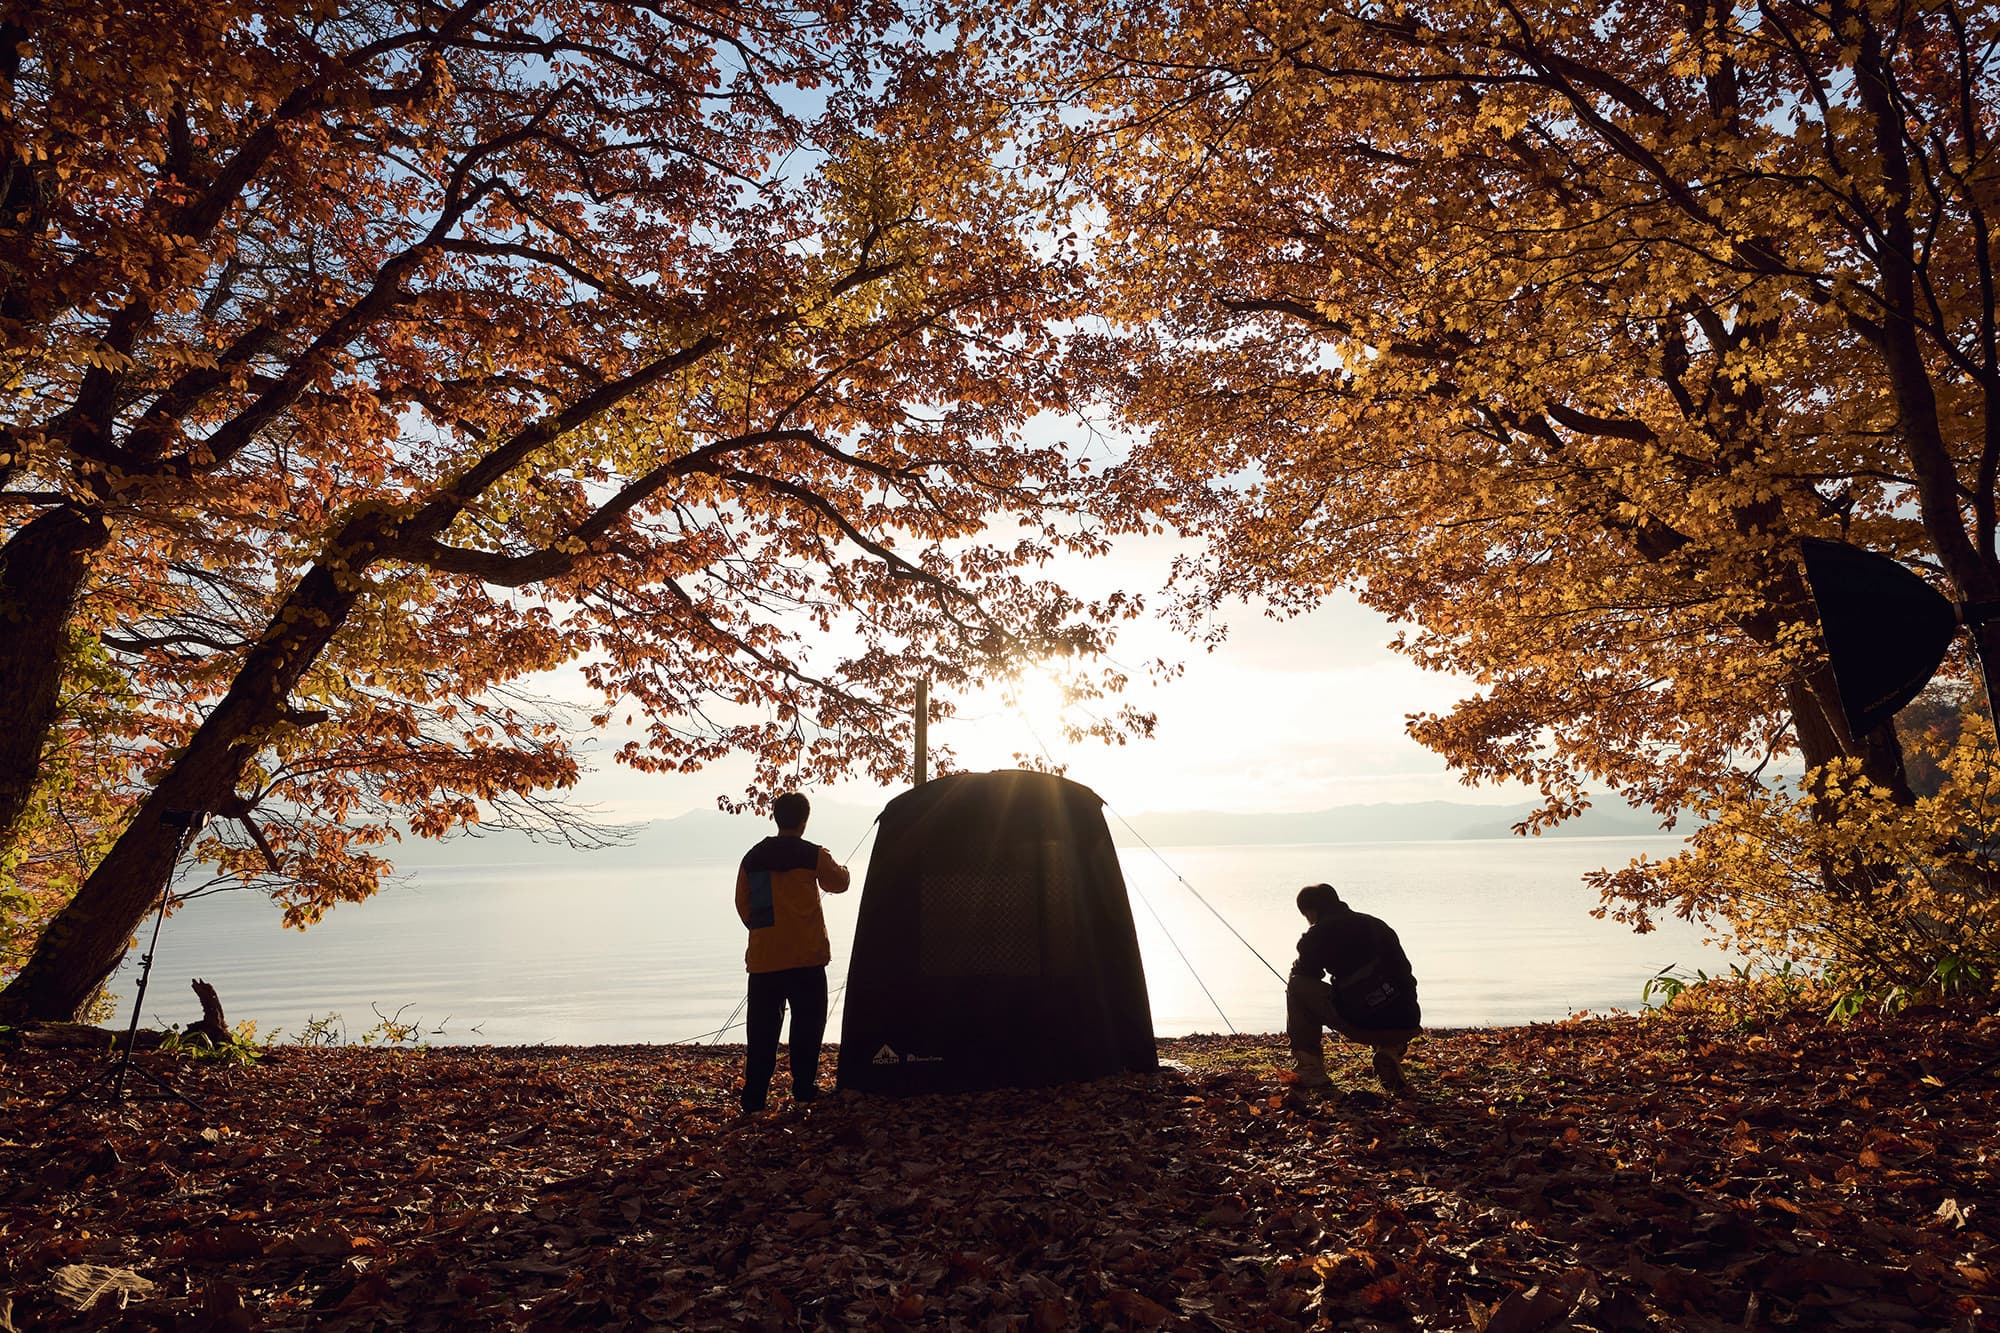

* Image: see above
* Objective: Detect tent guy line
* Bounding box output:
[1010,691,1290,989]
[1128,874,1237,1033]
[1099,798,1289,986]
[678,982,850,1047]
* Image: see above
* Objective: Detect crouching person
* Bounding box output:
[1287,882,1422,1095]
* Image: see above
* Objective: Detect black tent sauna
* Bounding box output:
[836,770,1158,1095]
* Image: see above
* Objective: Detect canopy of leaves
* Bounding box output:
[991,0,2000,987]
[0,0,1148,1003]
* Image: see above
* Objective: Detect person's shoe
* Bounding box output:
[794,1086,819,1105]
[1372,1050,1410,1096]
[1284,1075,1332,1109]
[1291,1048,1333,1090]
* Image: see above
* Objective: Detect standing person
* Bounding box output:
[735,792,850,1112]
[1287,882,1422,1095]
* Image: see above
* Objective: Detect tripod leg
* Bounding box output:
[50,1050,205,1112]
[111,885,176,1099]
[122,1059,204,1112]
[48,816,208,1113]
[50,1062,120,1110]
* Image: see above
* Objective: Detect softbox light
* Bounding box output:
[1798,537,1959,736]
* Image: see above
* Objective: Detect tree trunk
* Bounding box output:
[0,505,107,841]
[1,784,219,1023]
[1969,618,2000,720]
[0,554,367,1023]
[1787,663,1914,802]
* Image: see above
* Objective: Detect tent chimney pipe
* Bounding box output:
[914,676,928,786]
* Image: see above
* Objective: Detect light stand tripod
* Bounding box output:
[56,809,207,1112]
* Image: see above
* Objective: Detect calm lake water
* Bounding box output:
[107,836,1724,1045]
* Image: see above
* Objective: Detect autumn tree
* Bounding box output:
[0,0,1144,1022]
[1001,0,2000,987]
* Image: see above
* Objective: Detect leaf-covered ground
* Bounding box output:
[3,1009,1996,1330]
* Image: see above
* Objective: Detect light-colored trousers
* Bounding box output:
[1286,974,1419,1086]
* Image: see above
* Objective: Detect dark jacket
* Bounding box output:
[1292,906,1421,1030]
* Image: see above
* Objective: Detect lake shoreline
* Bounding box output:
[409,1019,1649,1055]
[6,1018,1644,1062]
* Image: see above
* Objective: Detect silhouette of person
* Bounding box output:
[1287,882,1422,1095]
[735,791,850,1111]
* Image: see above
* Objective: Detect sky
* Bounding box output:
[557,526,1529,823]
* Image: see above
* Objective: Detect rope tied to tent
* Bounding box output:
[1012,688,1292,988]
[1128,877,1236,1033]
[1100,799,1290,987]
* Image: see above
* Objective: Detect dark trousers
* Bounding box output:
[742,965,828,1111]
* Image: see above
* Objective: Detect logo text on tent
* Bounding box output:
[871,1043,943,1065]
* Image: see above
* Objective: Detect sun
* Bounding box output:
[935,663,1075,773]
[1004,667,1072,741]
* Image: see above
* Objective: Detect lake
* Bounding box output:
[107,835,1725,1045]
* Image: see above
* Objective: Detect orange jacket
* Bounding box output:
[735,835,850,973]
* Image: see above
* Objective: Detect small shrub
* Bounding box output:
[289,1012,346,1047]
[1641,959,1821,1028]
[156,1026,261,1067]
[359,1002,427,1049]
[285,1004,447,1048]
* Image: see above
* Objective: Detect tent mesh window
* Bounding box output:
[919,866,1038,976]
[917,841,1080,978]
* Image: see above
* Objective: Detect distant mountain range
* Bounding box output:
[1110,801,1664,848]
[383,796,1670,869]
